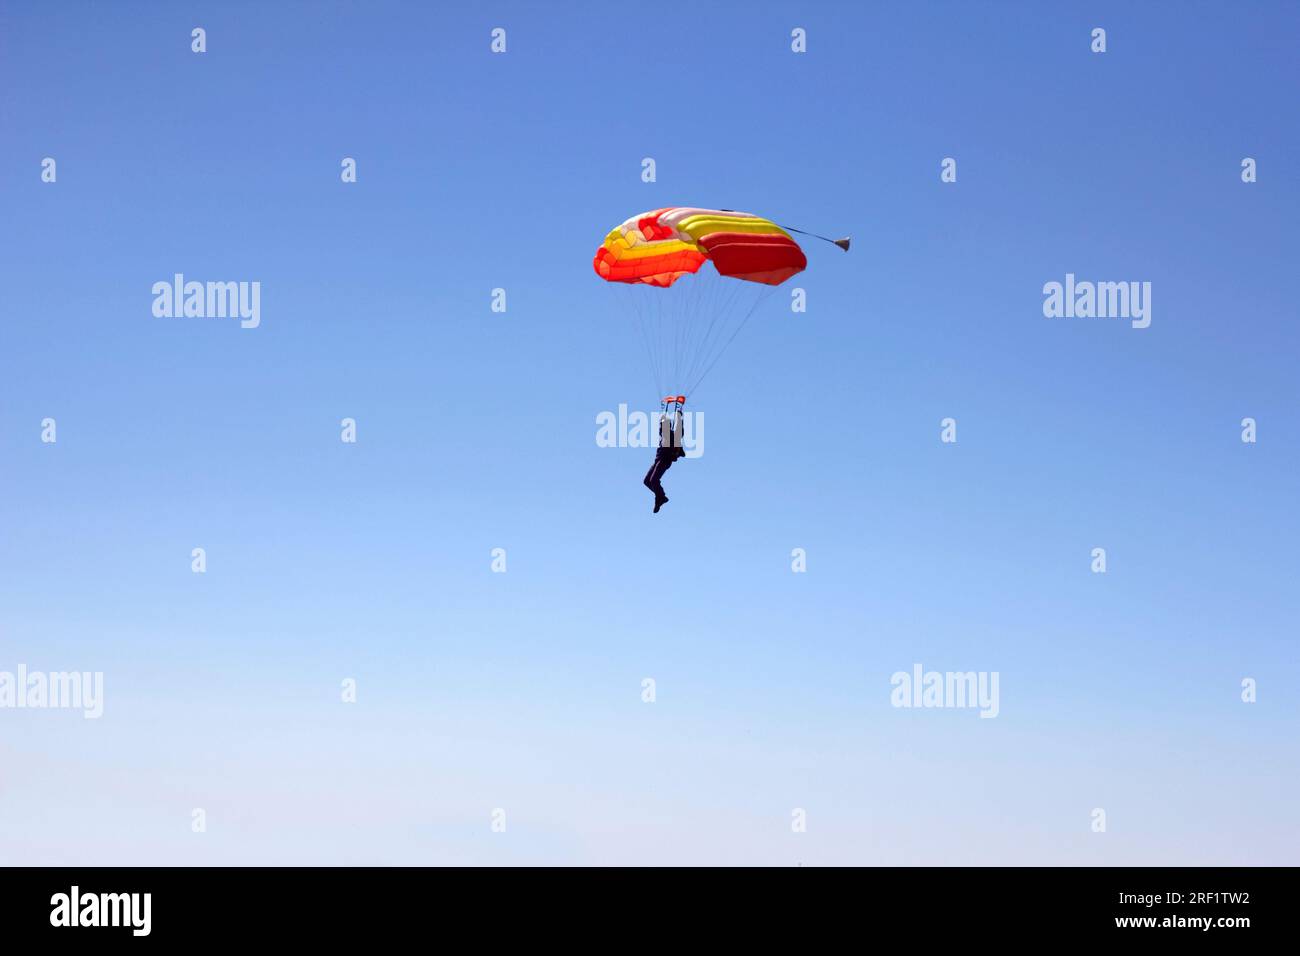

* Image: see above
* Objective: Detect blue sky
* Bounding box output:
[1,1,1297,864]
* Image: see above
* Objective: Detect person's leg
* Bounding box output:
[645,458,673,502]
[652,459,672,503]
[644,460,665,498]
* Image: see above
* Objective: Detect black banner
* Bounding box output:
[0,866,1281,943]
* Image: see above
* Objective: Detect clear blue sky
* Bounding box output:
[1,1,1297,864]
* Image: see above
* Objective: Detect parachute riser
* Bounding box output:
[658,395,686,446]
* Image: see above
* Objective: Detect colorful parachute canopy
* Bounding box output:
[593,207,807,288]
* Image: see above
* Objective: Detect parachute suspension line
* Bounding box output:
[695,278,750,387]
[708,277,750,375]
[679,272,723,394]
[630,284,661,399]
[681,275,748,395]
[675,275,706,394]
[684,284,778,398]
[621,264,781,405]
[676,272,705,392]
[658,284,673,396]
[680,269,712,390]
[650,283,667,398]
[625,269,776,404]
[630,287,662,400]
[672,273,694,391]
[684,284,756,398]
[682,269,712,387]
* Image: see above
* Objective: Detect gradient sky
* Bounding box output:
[1,1,1297,865]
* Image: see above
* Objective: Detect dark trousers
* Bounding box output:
[643,457,674,499]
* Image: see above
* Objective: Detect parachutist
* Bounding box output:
[644,400,687,513]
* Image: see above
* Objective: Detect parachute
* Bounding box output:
[594,207,822,401]
[594,207,808,287]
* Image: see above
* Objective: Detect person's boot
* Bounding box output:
[653,495,668,513]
